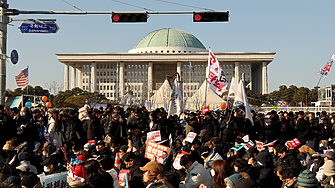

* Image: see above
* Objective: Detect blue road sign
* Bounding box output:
[10,49,18,65]
[18,22,59,34]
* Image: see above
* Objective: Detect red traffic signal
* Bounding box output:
[112,13,148,23]
[193,11,229,22]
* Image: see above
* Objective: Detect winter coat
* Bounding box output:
[202,117,219,140]
[48,118,64,147]
[254,151,275,188]
[64,117,83,142]
[237,164,260,183]
[220,117,239,143]
[179,161,213,188]
[87,172,114,188]
[267,116,282,142]
[234,178,258,188]
[127,116,149,133]
[296,118,311,142]
[204,153,223,172]
[106,118,120,140]
[281,149,301,170]
[84,115,101,140]
[149,121,161,132]
[129,156,150,179]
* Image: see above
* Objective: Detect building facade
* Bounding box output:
[56,28,276,102]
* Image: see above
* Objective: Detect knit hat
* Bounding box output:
[4,176,19,188]
[33,142,43,152]
[324,160,335,176]
[21,174,39,188]
[120,145,128,153]
[296,169,318,188]
[67,165,87,183]
[2,141,13,151]
[83,143,92,151]
[18,152,30,161]
[77,155,86,163]
[139,161,163,183]
[324,150,335,159]
[224,173,244,187]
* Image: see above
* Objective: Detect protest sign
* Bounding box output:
[147,131,161,142]
[185,132,197,143]
[264,140,277,147]
[41,172,67,188]
[244,140,254,151]
[286,138,301,149]
[256,141,264,151]
[145,140,171,165]
[173,153,183,170]
[201,107,210,114]
[242,135,249,142]
[119,170,131,187]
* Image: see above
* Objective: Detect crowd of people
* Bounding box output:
[0,104,335,188]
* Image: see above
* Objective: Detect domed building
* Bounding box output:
[56,28,275,110]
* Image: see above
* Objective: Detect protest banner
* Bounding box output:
[286,138,301,149]
[244,140,254,151]
[264,140,277,147]
[145,140,171,165]
[119,170,131,187]
[147,131,162,142]
[173,153,183,170]
[256,141,264,151]
[185,132,197,143]
[40,172,67,188]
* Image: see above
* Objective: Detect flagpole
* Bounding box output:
[26,65,29,97]
[308,75,322,107]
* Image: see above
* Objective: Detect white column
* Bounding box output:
[64,63,69,91]
[235,61,240,81]
[119,62,124,97]
[78,68,83,90]
[91,62,96,92]
[177,61,181,74]
[262,62,268,94]
[148,61,153,100]
[71,65,76,89]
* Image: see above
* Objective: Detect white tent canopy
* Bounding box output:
[146,80,172,110]
[186,80,225,110]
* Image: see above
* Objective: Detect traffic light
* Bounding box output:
[193,11,229,22]
[112,13,148,23]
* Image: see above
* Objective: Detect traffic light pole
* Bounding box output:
[0,5,228,105]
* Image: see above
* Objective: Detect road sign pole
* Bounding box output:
[0,1,8,105]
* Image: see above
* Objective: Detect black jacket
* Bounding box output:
[83,115,101,140]
[202,117,219,140]
[106,118,120,139]
[220,117,238,143]
[127,116,149,134]
[281,149,301,170]
[64,116,83,141]
[296,118,311,142]
[254,151,275,188]
[129,156,150,178]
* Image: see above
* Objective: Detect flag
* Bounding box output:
[207,48,227,96]
[189,62,195,72]
[234,81,254,125]
[15,68,28,87]
[316,53,335,77]
[167,76,183,118]
[227,77,239,99]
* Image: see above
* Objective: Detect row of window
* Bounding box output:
[96,64,117,69]
[183,64,205,69]
[125,71,147,77]
[184,85,201,90]
[125,79,148,83]
[183,71,205,76]
[125,65,148,69]
[96,72,119,77]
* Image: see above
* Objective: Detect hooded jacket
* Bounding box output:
[179,161,213,188]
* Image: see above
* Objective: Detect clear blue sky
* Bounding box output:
[6,0,335,93]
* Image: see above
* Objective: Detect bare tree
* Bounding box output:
[44,81,63,95]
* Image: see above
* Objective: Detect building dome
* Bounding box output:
[128,28,207,53]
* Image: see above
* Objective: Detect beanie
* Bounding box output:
[67,165,87,183]
[224,174,243,187]
[22,174,39,188]
[324,160,335,176]
[296,169,318,188]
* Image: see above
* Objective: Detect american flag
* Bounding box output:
[15,68,28,87]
